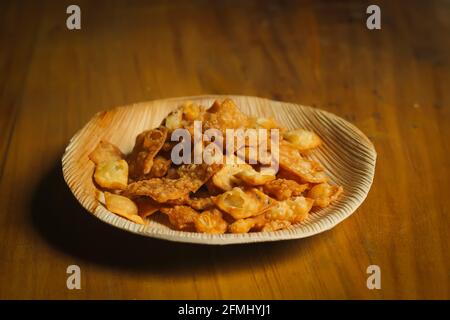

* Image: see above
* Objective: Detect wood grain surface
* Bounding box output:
[0,0,449,299]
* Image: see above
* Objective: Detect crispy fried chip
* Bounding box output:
[235,168,275,186]
[307,183,343,208]
[126,163,222,203]
[211,156,252,191]
[135,197,161,218]
[262,178,308,200]
[265,196,313,223]
[89,140,124,165]
[279,141,327,183]
[283,129,322,151]
[261,220,291,232]
[94,159,128,190]
[215,187,276,219]
[160,205,199,230]
[149,155,171,178]
[203,99,250,133]
[104,192,144,224]
[228,214,266,233]
[127,127,168,179]
[194,209,228,234]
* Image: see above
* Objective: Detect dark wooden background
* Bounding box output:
[0,0,449,299]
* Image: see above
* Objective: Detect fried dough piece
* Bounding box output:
[283,129,322,152]
[104,192,144,224]
[134,197,161,218]
[265,196,313,223]
[211,155,252,191]
[160,205,199,230]
[163,102,206,132]
[94,159,128,190]
[279,141,327,183]
[194,209,228,234]
[262,220,291,232]
[186,196,216,211]
[307,183,343,208]
[126,163,222,203]
[203,99,250,133]
[127,127,168,179]
[215,187,276,219]
[228,214,266,233]
[263,179,308,200]
[89,140,124,165]
[149,155,171,178]
[235,168,275,186]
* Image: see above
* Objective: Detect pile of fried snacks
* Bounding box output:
[89,99,343,233]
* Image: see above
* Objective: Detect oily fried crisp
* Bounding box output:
[265,196,313,223]
[215,187,276,220]
[235,168,275,186]
[160,205,199,230]
[134,197,162,218]
[126,163,222,203]
[194,209,228,234]
[104,192,144,224]
[307,183,343,208]
[149,156,171,178]
[261,220,291,232]
[211,155,252,191]
[186,196,216,211]
[163,102,206,132]
[203,99,250,133]
[228,214,266,233]
[89,140,124,165]
[94,159,129,190]
[279,141,327,183]
[262,179,308,200]
[283,129,322,152]
[127,127,168,179]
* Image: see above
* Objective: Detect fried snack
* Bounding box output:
[186,196,216,211]
[203,99,250,133]
[149,155,171,178]
[249,117,284,130]
[160,205,199,230]
[262,220,291,232]
[211,156,252,191]
[94,159,128,190]
[215,187,276,219]
[228,214,266,233]
[126,163,222,203]
[279,141,327,183]
[194,209,228,234]
[265,196,313,223]
[307,183,343,208]
[127,127,168,179]
[89,140,124,165]
[235,168,275,186]
[283,129,322,151]
[104,192,144,224]
[135,197,161,218]
[263,178,308,200]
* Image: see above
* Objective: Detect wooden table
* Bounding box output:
[1,0,449,299]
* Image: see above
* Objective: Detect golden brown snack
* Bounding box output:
[89,140,124,165]
[203,99,250,133]
[262,220,291,232]
[262,178,308,200]
[135,197,161,218]
[104,192,144,224]
[265,196,313,223]
[211,156,252,191]
[235,168,275,186]
[282,129,322,151]
[94,159,128,190]
[279,141,327,183]
[194,209,228,234]
[215,187,276,219]
[127,127,168,179]
[149,155,171,178]
[160,205,199,230]
[307,183,343,208]
[126,163,221,203]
